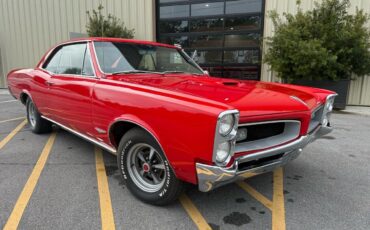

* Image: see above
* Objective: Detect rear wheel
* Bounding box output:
[26,98,52,134]
[117,127,184,205]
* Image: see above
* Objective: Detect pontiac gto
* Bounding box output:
[7,37,336,205]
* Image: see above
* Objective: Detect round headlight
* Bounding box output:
[219,114,235,136]
[215,142,231,163]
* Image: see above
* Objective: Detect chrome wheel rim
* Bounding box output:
[28,101,36,127]
[126,143,166,193]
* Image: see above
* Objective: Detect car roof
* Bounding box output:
[63,37,178,49]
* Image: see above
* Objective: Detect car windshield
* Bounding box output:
[94,41,204,75]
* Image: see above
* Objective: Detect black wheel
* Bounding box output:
[117,127,184,205]
[26,98,52,134]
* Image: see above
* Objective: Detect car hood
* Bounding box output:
[109,74,323,117]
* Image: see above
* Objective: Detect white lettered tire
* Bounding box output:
[117,127,184,205]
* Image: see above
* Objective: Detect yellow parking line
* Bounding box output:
[0,100,17,104]
[0,117,26,124]
[0,119,27,150]
[237,181,273,211]
[3,132,57,230]
[272,167,286,230]
[179,194,212,230]
[95,147,116,230]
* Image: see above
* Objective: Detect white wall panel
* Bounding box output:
[0,0,155,87]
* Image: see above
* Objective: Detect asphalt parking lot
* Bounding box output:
[0,90,369,230]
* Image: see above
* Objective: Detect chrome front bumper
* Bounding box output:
[196,125,332,192]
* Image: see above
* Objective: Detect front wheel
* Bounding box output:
[26,98,52,134]
[117,127,184,205]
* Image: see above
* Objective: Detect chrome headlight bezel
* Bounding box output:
[213,110,239,166]
[219,114,235,136]
[321,94,337,126]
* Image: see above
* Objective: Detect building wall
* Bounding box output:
[0,0,155,88]
[261,0,370,106]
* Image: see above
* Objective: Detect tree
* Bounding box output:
[264,0,370,82]
[86,4,134,38]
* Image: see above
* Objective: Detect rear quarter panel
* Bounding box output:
[7,68,51,115]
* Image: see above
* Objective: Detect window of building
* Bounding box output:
[160,5,189,19]
[225,15,261,31]
[225,0,262,14]
[156,0,264,80]
[191,2,224,17]
[190,18,224,32]
[159,20,189,33]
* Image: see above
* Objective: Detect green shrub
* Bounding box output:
[86,4,134,38]
[264,0,370,82]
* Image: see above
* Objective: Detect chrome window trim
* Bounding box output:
[91,41,205,76]
[235,120,301,154]
[41,39,91,65]
[91,41,107,75]
[40,41,97,78]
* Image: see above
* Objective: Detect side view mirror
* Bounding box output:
[203,70,209,75]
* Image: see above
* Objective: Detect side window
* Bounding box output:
[44,49,62,73]
[82,47,94,76]
[58,44,86,74]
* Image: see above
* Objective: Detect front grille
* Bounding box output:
[308,105,324,133]
[236,122,285,143]
[235,120,301,154]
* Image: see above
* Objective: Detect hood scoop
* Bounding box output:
[222,81,239,86]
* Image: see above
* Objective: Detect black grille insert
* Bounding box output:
[237,122,285,143]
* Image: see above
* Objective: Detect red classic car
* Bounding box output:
[7,37,336,205]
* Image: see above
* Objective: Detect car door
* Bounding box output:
[45,42,97,135]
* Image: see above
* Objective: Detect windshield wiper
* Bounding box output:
[111,70,160,75]
[161,71,203,76]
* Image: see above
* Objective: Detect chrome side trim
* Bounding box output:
[42,116,117,154]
